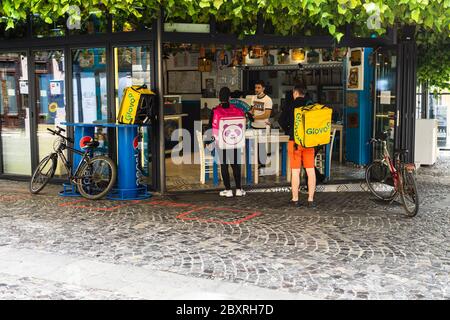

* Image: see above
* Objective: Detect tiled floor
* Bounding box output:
[165,154,366,192]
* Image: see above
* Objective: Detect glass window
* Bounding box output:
[114,45,152,180]
[416,93,422,119]
[72,48,108,123]
[428,92,450,149]
[34,50,67,178]
[114,46,151,108]
[374,50,397,158]
[0,52,31,175]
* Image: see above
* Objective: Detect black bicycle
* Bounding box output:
[30,126,117,200]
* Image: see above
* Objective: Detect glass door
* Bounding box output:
[0,52,32,175]
[34,50,67,178]
[72,48,108,124]
[72,47,108,154]
[373,49,397,159]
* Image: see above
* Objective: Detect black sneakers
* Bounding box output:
[289,200,299,207]
[289,200,317,208]
[307,201,317,208]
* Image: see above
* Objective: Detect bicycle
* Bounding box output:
[365,130,419,217]
[30,126,117,200]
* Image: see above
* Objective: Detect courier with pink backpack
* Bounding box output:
[212,103,246,150]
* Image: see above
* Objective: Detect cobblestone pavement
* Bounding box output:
[0,153,449,300]
[0,272,138,300]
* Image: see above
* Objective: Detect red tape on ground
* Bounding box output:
[176,206,262,225]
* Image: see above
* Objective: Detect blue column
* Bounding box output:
[325,143,331,180]
[73,125,95,174]
[281,142,287,177]
[108,124,151,200]
[119,126,138,195]
[246,138,252,184]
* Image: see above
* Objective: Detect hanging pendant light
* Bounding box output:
[292,48,305,61]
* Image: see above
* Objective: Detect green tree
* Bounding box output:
[1,0,449,89]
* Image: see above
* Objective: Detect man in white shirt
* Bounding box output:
[249,80,273,175]
[250,80,273,129]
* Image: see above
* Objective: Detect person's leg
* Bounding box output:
[257,129,266,168]
[231,149,242,189]
[305,168,316,202]
[231,163,241,189]
[221,164,231,190]
[288,141,301,202]
[220,149,231,190]
[291,168,301,201]
[303,147,316,202]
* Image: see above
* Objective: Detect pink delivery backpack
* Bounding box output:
[212,103,246,149]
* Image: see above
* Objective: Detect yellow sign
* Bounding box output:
[48,102,58,113]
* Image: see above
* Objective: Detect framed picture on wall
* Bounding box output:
[167,70,202,94]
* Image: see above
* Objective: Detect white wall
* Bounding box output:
[163,52,240,101]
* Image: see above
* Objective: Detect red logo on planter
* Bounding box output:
[133,136,139,150]
[79,136,93,149]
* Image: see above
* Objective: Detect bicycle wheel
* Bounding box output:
[400,169,419,217]
[365,161,397,201]
[30,154,57,194]
[76,155,117,200]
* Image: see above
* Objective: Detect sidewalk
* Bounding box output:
[0,153,449,299]
[0,246,314,300]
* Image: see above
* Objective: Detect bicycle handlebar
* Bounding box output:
[47,126,73,143]
[368,129,392,144]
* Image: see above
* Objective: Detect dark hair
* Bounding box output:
[293,84,307,96]
[219,87,231,102]
[219,87,231,108]
[254,80,265,87]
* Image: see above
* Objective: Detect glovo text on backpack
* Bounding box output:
[294,104,332,148]
[117,85,156,125]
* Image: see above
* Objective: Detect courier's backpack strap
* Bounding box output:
[131,84,147,93]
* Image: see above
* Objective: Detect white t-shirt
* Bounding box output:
[251,94,273,129]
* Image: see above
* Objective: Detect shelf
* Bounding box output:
[244,62,343,71]
[321,86,344,90]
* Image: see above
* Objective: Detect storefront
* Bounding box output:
[0,15,160,190]
[0,15,417,193]
[158,21,415,192]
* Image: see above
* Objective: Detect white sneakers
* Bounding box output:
[219,190,233,197]
[219,189,246,197]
